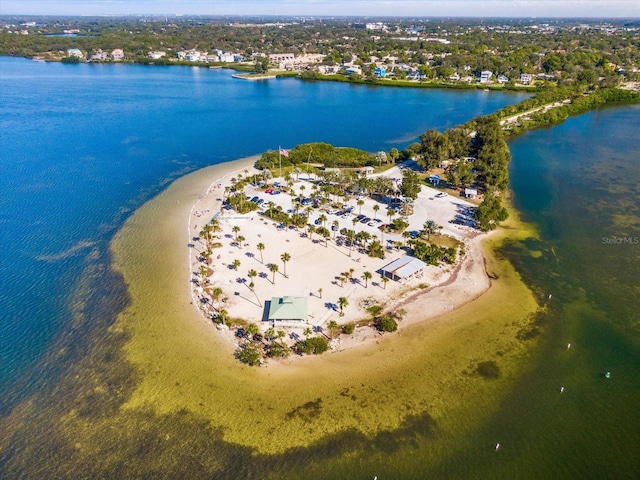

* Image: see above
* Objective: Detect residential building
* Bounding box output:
[520,73,533,84]
[374,67,387,78]
[67,48,83,58]
[148,51,166,60]
[479,70,493,83]
[497,74,509,84]
[111,49,125,61]
[90,49,107,62]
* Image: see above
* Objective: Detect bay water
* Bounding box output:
[1,56,638,478]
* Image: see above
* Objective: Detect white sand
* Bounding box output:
[188,161,491,356]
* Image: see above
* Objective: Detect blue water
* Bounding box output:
[0,57,526,410]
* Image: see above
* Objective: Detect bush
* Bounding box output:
[296,336,329,355]
[267,341,291,358]
[375,315,398,332]
[342,323,355,334]
[236,341,263,366]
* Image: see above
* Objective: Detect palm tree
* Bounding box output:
[256,242,265,263]
[265,327,276,342]
[232,259,241,270]
[237,235,246,248]
[382,276,390,290]
[269,263,279,284]
[357,199,365,215]
[246,323,259,339]
[338,297,349,316]
[218,309,229,325]
[332,220,339,240]
[362,271,372,288]
[318,287,323,299]
[232,225,240,243]
[319,213,327,229]
[308,224,316,241]
[373,204,380,220]
[303,327,312,339]
[387,208,396,223]
[423,220,442,241]
[402,231,411,246]
[280,252,291,277]
[247,269,257,286]
[338,276,345,288]
[199,264,208,282]
[327,320,339,338]
[211,287,223,308]
[345,229,356,257]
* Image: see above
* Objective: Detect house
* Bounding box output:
[111,49,125,61]
[464,188,478,199]
[269,53,295,63]
[360,166,374,176]
[90,50,107,62]
[520,73,533,84]
[266,296,308,323]
[148,51,166,60]
[344,66,362,75]
[374,67,387,78]
[428,175,441,185]
[67,48,83,58]
[479,70,493,83]
[497,74,509,84]
[380,256,426,283]
[186,51,202,62]
[449,73,460,81]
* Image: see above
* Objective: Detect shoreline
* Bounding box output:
[186,159,497,363]
[111,155,541,453]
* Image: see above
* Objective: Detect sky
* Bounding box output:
[0,0,638,18]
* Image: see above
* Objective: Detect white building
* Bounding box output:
[520,73,533,84]
[148,51,166,60]
[111,49,125,61]
[497,74,509,84]
[90,50,107,62]
[67,48,83,58]
[479,70,493,83]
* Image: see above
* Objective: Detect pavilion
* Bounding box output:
[380,256,426,283]
[266,296,308,322]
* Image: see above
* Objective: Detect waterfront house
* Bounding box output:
[520,73,533,84]
[497,74,509,84]
[148,51,166,60]
[479,70,493,83]
[90,50,107,62]
[67,48,83,58]
[111,49,124,61]
[374,67,387,78]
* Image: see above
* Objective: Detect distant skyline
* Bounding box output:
[1,1,639,18]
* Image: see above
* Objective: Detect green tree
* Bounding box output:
[280,252,291,277]
[327,320,339,338]
[338,297,349,316]
[236,341,263,366]
[361,271,373,288]
[269,263,279,284]
[256,242,265,263]
[232,259,241,270]
[419,129,453,169]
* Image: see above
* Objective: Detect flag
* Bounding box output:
[279,147,289,157]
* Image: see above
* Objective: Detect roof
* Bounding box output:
[268,296,308,320]
[381,256,426,279]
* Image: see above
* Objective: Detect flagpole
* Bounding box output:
[278,145,282,178]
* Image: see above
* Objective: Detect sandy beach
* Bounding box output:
[187,159,492,356]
